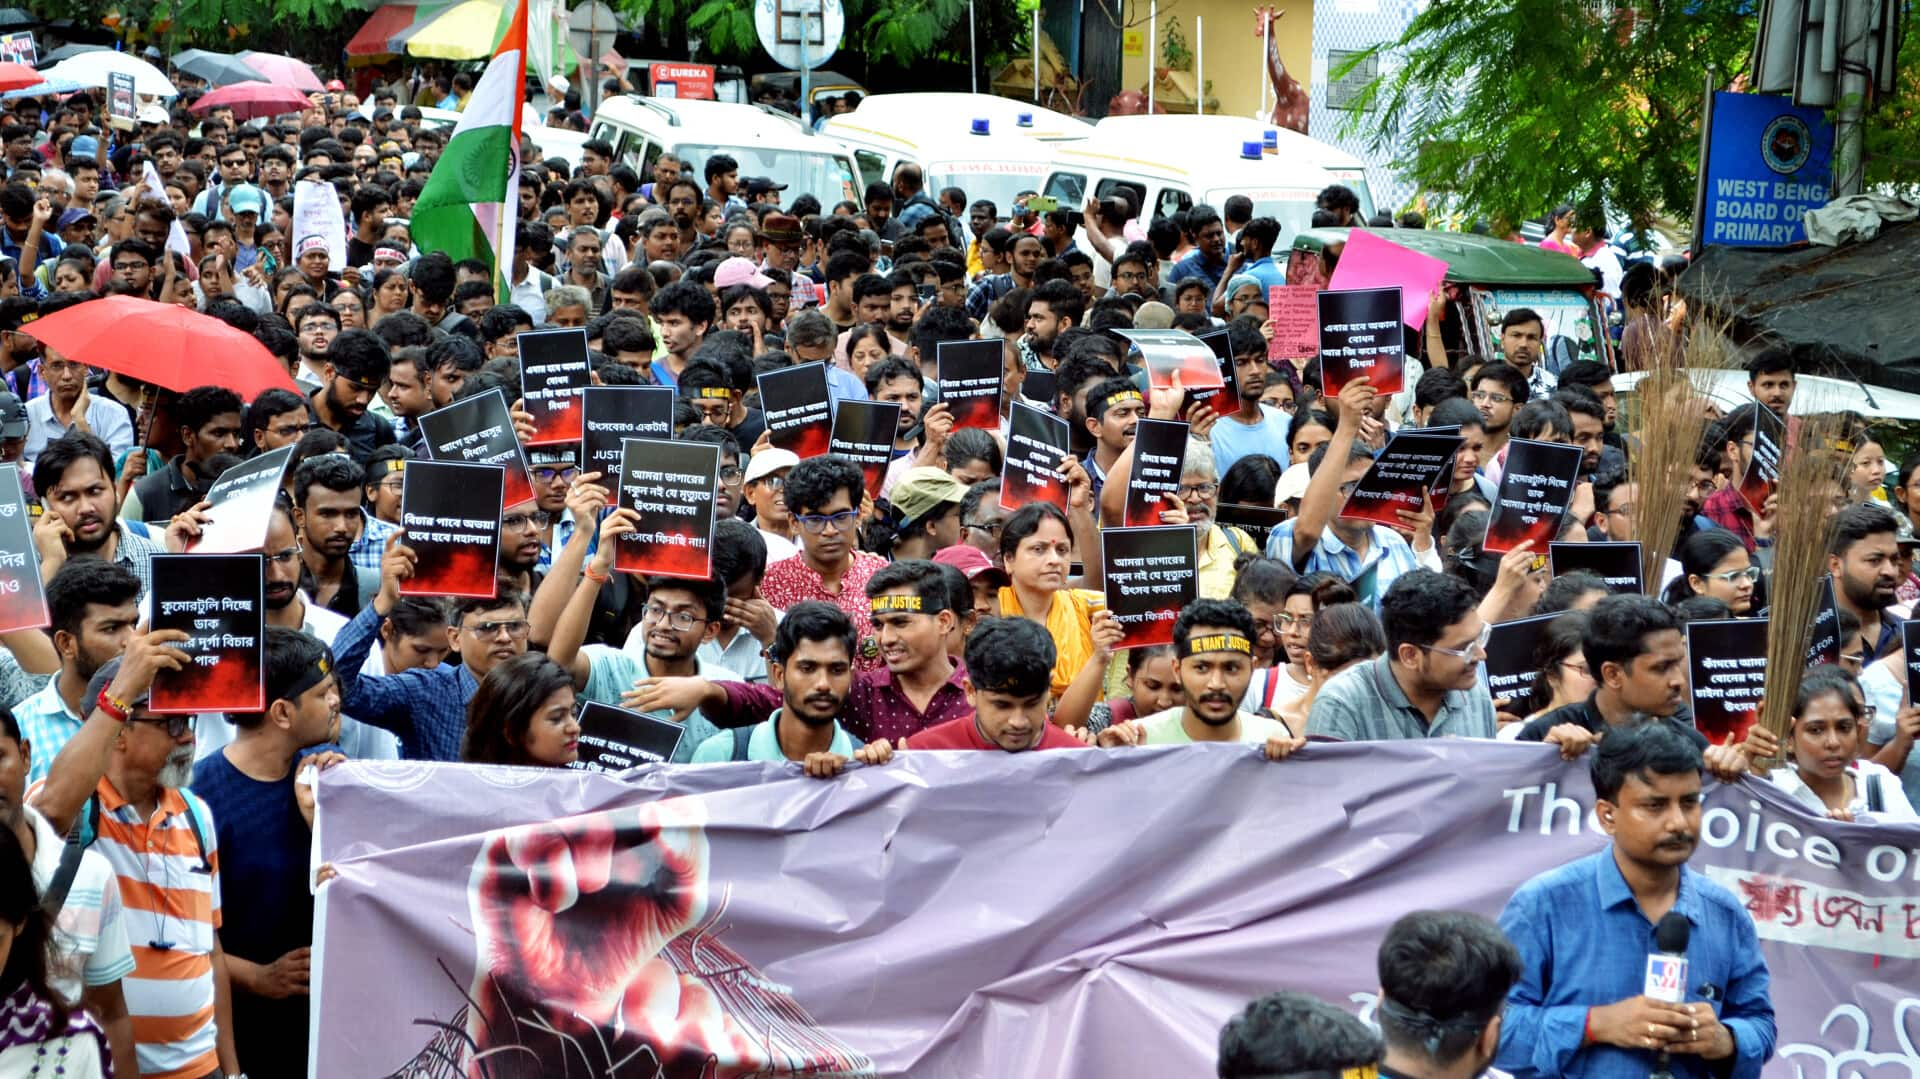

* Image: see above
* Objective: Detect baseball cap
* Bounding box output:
[742,448,800,485]
[69,135,99,160]
[714,256,773,291]
[891,467,968,526]
[0,392,24,439]
[226,183,268,217]
[55,207,96,231]
[326,79,347,92]
[933,543,1010,588]
[1275,461,1311,505]
[85,657,150,711]
[744,177,787,198]
[137,103,169,126]
[0,296,39,333]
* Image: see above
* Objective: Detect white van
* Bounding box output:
[837,92,1093,143]
[1039,116,1377,238]
[588,96,863,205]
[822,110,1071,217]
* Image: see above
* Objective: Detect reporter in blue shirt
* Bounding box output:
[1496,722,1775,1078]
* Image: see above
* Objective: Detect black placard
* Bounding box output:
[1101,525,1198,650]
[400,460,504,599]
[1000,401,1072,512]
[757,362,833,459]
[1549,541,1644,594]
[417,387,533,508]
[1337,430,1461,528]
[936,339,1003,432]
[150,553,264,714]
[0,465,47,634]
[518,327,592,446]
[829,400,901,499]
[1021,368,1057,409]
[1317,286,1405,395]
[1188,326,1237,412]
[190,446,294,554]
[1123,418,1191,527]
[1804,575,1841,667]
[1686,617,1768,745]
[1903,621,1920,706]
[571,701,686,773]
[615,437,719,579]
[1484,613,1558,708]
[1483,439,1585,555]
[1737,400,1785,515]
[581,385,675,494]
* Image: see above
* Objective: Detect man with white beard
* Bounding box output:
[31,633,243,1079]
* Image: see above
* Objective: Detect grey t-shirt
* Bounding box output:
[1307,654,1497,741]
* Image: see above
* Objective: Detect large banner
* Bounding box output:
[311,743,1920,1077]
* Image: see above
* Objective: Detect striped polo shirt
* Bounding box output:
[91,777,224,1079]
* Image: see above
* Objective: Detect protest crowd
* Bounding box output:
[0,29,1906,1079]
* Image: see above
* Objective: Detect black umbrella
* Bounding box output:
[36,42,106,67]
[172,48,259,87]
[0,9,33,28]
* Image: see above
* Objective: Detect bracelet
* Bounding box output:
[95,687,130,724]
[583,565,610,584]
[1582,1007,1595,1046]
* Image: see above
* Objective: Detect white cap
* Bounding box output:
[743,448,800,485]
[137,103,170,125]
[1275,461,1312,505]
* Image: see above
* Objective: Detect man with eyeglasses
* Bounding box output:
[679,424,745,521]
[327,534,534,761]
[1307,568,1497,741]
[497,501,551,597]
[25,353,135,472]
[525,450,582,575]
[760,456,890,670]
[191,145,253,221]
[743,448,800,563]
[1471,363,1530,485]
[307,329,397,466]
[542,505,742,762]
[246,388,316,455]
[33,633,243,1079]
[957,479,1006,566]
[1267,379,1437,610]
[1514,595,1758,780]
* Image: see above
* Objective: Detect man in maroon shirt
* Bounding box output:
[906,617,1085,751]
[632,559,971,743]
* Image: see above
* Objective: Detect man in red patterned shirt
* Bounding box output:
[906,616,1085,751]
[759,456,889,669]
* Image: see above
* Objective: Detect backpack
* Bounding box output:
[42,792,213,917]
[728,725,755,762]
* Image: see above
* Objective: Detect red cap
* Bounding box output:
[933,544,1010,587]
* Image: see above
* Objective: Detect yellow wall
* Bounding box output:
[1115,0,1314,120]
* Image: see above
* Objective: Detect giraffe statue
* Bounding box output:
[1256,6,1310,134]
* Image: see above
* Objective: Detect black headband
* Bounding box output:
[1177,632,1253,659]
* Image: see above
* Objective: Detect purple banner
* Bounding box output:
[311,744,1920,1076]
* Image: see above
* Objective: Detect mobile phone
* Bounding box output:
[1027,196,1059,213]
[916,283,936,302]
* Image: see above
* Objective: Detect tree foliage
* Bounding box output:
[1339,0,1756,232]
[620,0,1015,71]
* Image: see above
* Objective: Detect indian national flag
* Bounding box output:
[409,0,527,300]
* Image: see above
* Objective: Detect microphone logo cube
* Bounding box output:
[1644,954,1688,1003]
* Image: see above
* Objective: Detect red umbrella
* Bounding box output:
[188,80,312,122]
[20,296,299,401]
[238,51,324,93]
[0,62,40,92]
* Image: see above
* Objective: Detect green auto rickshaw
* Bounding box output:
[1285,228,1616,373]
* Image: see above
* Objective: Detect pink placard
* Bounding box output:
[1324,228,1450,330]
[1268,285,1319,362]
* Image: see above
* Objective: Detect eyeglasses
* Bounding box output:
[532,465,579,484]
[1177,482,1219,499]
[1420,623,1493,660]
[751,474,785,491]
[130,714,195,738]
[1271,612,1313,632]
[374,478,405,493]
[1841,651,1867,667]
[964,517,1005,536]
[641,603,705,630]
[1270,399,1298,414]
[112,261,149,272]
[1562,659,1591,677]
[797,509,859,534]
[718,466,745,486]
[264,544,303,566]
[1470,391,1512,406]
[463,618,530,639]
[270,421,322,438]
[502,511,552,531]
[1702,565,1761,584]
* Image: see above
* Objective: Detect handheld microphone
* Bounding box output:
[1645,912,1690,1079]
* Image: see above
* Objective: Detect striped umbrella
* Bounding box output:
[398,0,577,72]
[346,1,459,58]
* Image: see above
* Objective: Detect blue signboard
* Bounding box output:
[1697,91,1834,248]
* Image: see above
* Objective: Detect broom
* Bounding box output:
[1754,412,1854,743]
[1629,321,1735,593]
